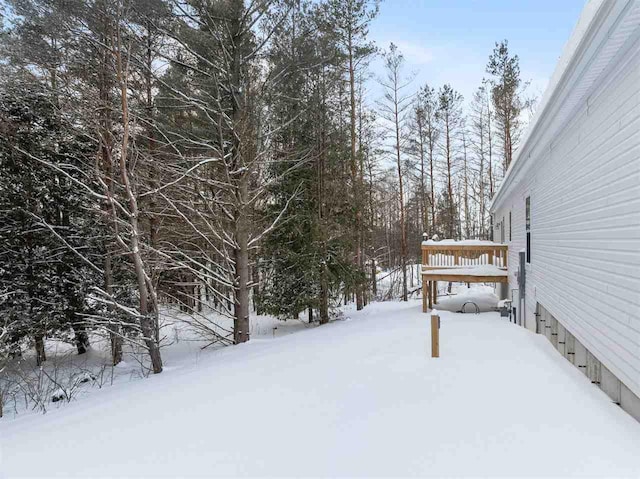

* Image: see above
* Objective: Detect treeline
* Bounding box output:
[0,0,529,373]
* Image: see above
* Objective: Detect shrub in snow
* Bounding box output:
[51,389,67,403]
[74,372,96,385]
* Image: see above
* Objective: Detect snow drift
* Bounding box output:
[2,301,640,477]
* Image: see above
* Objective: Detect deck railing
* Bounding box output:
[421,242,508,270]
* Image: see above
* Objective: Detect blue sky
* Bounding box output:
[367,0,586,107]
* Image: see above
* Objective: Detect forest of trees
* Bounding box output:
[0,0,531,374]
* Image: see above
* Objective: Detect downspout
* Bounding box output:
[519,250,526,327]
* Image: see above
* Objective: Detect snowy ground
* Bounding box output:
[3,300,640,477]
[0,308,312,419]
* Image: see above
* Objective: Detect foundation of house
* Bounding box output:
[536,304,640,423]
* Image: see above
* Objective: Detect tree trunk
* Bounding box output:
[35,335,46,366]
[9,334,22,359]
[371,259,377,297]
[318,84,330,326]
[395,89,408,302]
[97,14,123,367]
[252,257,261,315]
[463,133,470,239]
[429,135,436,235]
[114,23,162,374]
[234,171,250,344]
[358,78,367,308]
[445,113,455,239]
[228,4,251,345]
[348,31,363,311]
[73,323,90,355]
[478,107,486,239]
[111,330,123,366]
[106,252,123,366]
[417,115,428,235]
[319,255,329,325]
[487,90,495,198]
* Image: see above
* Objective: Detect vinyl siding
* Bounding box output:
[493,40,640,398]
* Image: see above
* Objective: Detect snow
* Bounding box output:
[436,285,499,313]
[422,239,507,246]
[0,308,313,420]
[423,264,508,277]
[3,301,640,477]
[497,299,512,308]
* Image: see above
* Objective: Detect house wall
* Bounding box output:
[492,38,640,400]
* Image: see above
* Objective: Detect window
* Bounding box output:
[509,211,512,242]
[526,197,531,263]
[500,217,505,243]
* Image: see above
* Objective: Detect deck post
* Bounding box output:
[431,313,440,358]
[422,278,428,312]
[432,281,437,305]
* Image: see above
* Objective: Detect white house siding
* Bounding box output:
[492,33,640,399]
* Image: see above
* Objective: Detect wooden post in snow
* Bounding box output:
[432,281,438,306]
[431,313,440,358]
[422,279,428,312]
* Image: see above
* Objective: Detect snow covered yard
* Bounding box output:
[3,301,640,477]
[0,309,312,419]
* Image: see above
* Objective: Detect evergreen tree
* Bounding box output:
[260,1,363,322]
[436,84,463,239]
[259,2,321,320]
[322,0,379,310]
[378,43,412,301]
[486,40,523,174]
[410,84,438,237]
[0,79,102,362]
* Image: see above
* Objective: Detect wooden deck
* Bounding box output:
[421,241,509,312]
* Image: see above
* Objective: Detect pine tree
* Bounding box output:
[323,0,379,310]
[436,84,463,239]
[378,43,412,302]
[259,1,323,320]
[469,82,495,239]
[411,84,439,237]
[0,79,102,363]
[486,40,523,174]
